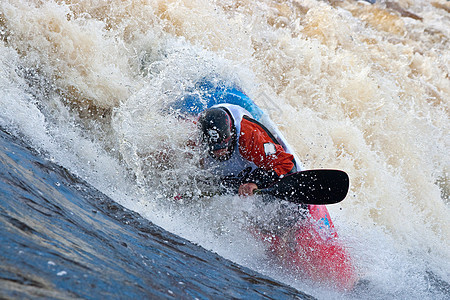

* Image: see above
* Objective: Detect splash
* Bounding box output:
[1,0,448,297]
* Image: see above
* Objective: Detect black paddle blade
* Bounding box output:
[256,169,349,205]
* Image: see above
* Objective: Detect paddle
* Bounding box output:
[254,169,349,205]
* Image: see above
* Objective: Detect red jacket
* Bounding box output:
[238,116,295,177]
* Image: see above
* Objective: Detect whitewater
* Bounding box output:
[0,0,449,299]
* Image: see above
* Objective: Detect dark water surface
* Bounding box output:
[0,128,313,299]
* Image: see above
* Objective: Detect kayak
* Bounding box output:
[254,205,358,290]
[171,80,358,290]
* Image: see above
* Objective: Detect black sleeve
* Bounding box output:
[220,167,280,193]
[240,168,280,189]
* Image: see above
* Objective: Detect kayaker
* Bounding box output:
[198,104,297,196]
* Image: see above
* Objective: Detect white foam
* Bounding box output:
[0,0,448,297]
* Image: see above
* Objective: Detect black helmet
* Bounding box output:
[198,107,235,154]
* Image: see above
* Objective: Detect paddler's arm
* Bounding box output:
[238,168,280,196]
[220,167,280,196]
[237,117,296,196]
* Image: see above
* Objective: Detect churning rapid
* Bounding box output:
[0,0,449,298]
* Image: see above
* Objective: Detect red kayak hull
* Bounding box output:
[254,205,358,290]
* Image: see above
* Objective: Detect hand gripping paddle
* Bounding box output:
[254,169,349,205]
